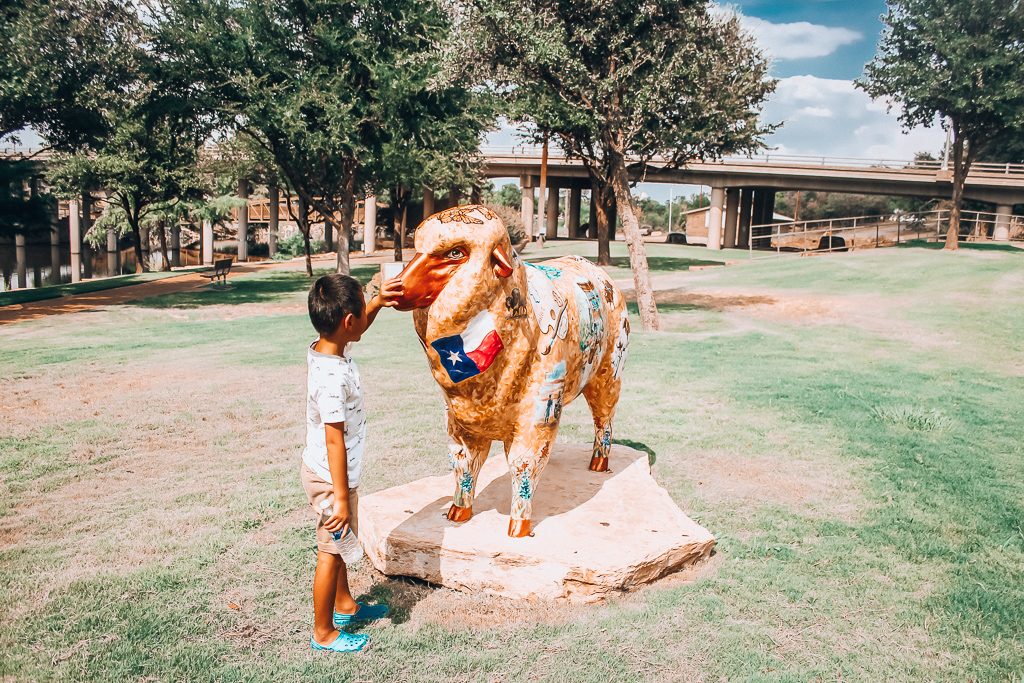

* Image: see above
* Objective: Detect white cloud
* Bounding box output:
[794,106,833,119]
[739,15,862,60]
[712,5,862,61]
[762,75,946,160]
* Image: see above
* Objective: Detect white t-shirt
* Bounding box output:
[302,341,366,487]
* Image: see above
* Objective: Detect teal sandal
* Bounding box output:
[310,631,369,653]
[333,602,390,628]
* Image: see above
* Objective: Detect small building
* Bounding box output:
[679,206,792,246]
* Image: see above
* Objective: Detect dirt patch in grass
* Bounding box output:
[684,448,862,521]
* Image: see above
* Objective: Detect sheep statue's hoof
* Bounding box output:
[507,518,532,538]
[447,504,473,523]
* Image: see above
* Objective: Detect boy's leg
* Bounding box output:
[334,560,358,615]
[334,487,359,616]
[313,551,342,644]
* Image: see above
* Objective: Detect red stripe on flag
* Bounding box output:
[466,330,504,371]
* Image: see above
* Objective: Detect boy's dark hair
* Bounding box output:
[308,274,365,335]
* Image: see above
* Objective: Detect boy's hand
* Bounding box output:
[375,277,403,308]
[324,498,351,536]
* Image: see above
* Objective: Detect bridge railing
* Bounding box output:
[747,209,1024,256]
[479,146,1024,177]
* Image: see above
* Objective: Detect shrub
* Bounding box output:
[273,233,325,260]
[486,203,526,247]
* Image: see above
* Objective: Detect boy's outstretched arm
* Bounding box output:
[323,422,351,536]
[365,277,403,329]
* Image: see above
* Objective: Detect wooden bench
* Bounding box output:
[199,258,233,286]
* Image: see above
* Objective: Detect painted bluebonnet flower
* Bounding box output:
[518,476,532,501]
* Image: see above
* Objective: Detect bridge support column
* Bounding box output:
[993,204,1013,241]
[69,198,82,283]
[545,183,559,239]
[423,187,435,218]
[170,224,181,267]
[82,194,93,278]
[268,185,279,257]
[236,178,249,261]
[364,194,377,253]
[15,233,27,288]
[519,174,534,241]
[724,188,739,248]
[202,219,214,265]
[50,200,61,284]
[738,189,753,248]
[107,228,118,275]
[706,185,725,250]
[567,186,582,237]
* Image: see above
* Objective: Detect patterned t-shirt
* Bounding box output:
[302,341,366,487]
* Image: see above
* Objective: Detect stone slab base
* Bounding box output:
[358,444,716,603]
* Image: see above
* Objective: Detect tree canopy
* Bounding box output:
[859,0,1024,248]
[450,0,775,330]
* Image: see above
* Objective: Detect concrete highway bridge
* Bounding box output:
[480,147,1024,249]
[4,146,1024,289]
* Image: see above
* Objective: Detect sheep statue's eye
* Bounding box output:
[445,247,467,260]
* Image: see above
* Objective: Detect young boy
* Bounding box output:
[302,272,401,652]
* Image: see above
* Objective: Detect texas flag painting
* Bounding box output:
[430,309,505,383]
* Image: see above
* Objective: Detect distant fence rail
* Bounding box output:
[748,209,1024,256]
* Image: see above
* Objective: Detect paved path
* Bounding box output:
[0,252,395,325]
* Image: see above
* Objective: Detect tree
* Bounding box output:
[44,7,210,273]
[453,0,775,330]
[859,0,1024,250]
[365,21,494,263]
[0,0,137,145]
[486,183,522,209]
[156,0,491,275]
[0,161,51,239]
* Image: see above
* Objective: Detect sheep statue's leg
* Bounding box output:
[446,435,491,523]
[582,333,627,472]
[505,434,556,538]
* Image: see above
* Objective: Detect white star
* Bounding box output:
[447,350,463,365]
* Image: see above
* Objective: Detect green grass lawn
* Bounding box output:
[0,270,188,307]
[0,246,1021,681]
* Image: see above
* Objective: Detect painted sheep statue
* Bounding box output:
[393,205,629,537]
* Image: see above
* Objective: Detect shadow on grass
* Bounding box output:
[0,271,178,307]
[356,576,434,626]
[608,256,724,271]
[134,265,379,309]
[899,239,1024,253]
[626,301,707,315]
[613,438,657,466]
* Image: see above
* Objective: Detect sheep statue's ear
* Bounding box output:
[491,245,514,278]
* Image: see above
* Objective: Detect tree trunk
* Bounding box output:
[127,212,145,274]
[594,184,611,266]
[335,172,355,276]
[392,185,409,262]
[608,154,660,331]
[945,128,970,251]
[298,195,313,276]
[158,220,171,271]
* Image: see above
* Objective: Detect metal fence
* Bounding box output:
[747,209,1024,257]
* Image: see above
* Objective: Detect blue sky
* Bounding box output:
[729,0,888,79]
[491,1,948,201]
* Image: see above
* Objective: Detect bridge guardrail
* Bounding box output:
[7,144,1024,177]
[478,146,1024,177]
[747,209,1024,256]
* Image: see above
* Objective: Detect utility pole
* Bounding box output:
[667,186,674,233]
[537,131,549,244]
